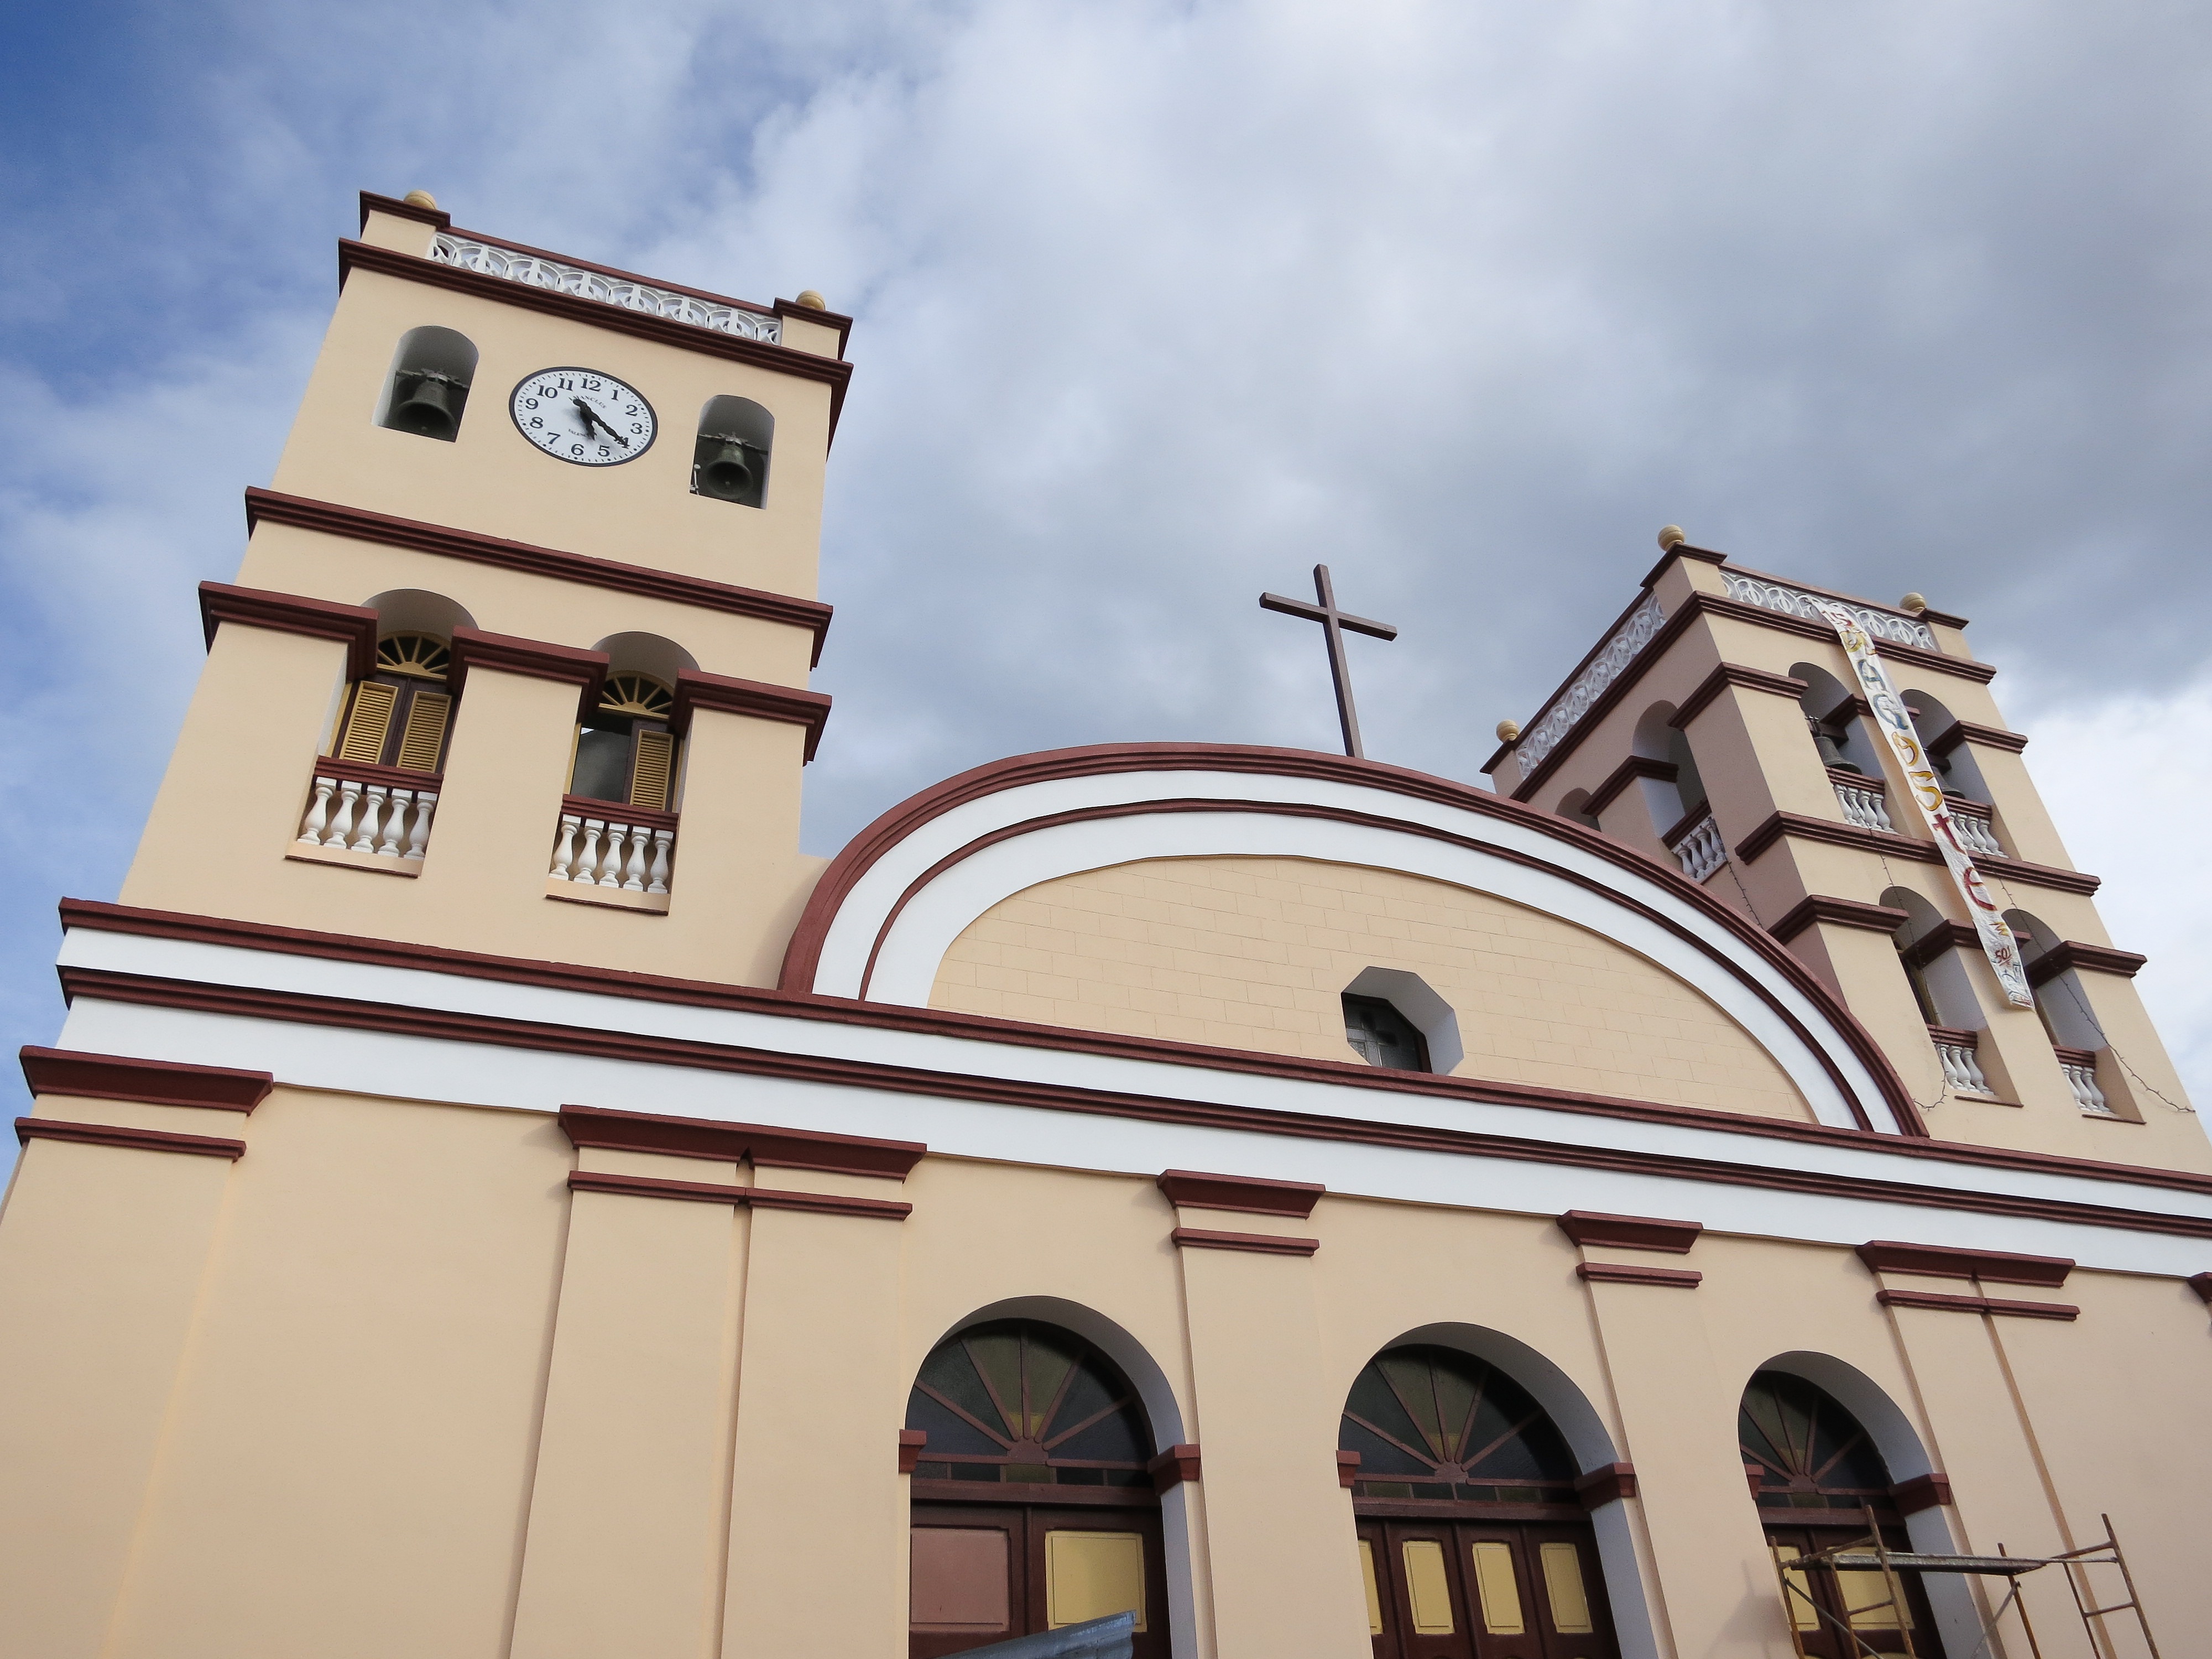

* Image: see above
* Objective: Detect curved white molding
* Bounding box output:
[430,234,782,344]
[809,767,1900,1134]
[1723,573,1936,650]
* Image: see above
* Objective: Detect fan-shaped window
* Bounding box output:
[569,671,679,812]
[1740,1371,1895,1512]
[907,1320,1152,1488]
[1345,1346,1617,1657]
[328,633,456,775]
[1342,1346,1577,1504]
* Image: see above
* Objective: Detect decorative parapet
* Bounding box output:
[1721,573,1936,650]
[429,233,782,345]
[1514,593,1667,767]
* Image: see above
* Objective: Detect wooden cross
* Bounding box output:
[1259,565,1399,759]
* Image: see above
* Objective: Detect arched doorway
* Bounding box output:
[1343,1344,1619,1658]
[905,1318,1170,1658]
[1740,1370,1946,1656]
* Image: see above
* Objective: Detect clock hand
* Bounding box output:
[571,397,630,446]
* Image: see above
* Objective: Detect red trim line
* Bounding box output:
[245,489,834,667]
[1575,1262,1702,1287]
[336,238,854,438]
[56,899,2212,1203]
[448,627,607,705]
[1585,755,1676,817]
[566,1169,910,1218]
[1146,1445,1202,1490]
[770,743,1919,1134]
[1875,1288,2078,1321]
[15,1117,246,1159]
[773,297,856,359]
[1157,1169,1324,1218]
[1856,1240,2073,1287]
[671,669,832,761]
[1672,664,1808,727]
[559,1102,922,1178]
[359,190,450,233]
[1574,1463,1639,1508]
[1771,897,1912,946]
[1737,811,2101,896]
[19,1047,272,1113]
[1931,721,2028,757]
[1557,1211,1702,1253]
[2028,942,2147,987]
[199,581,377,679]
[1170,1227,1319,1256]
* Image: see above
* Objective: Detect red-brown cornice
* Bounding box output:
[15,1117,247,1160]
[19,1047,273,1114]
[1771,896,1912,947]
[559,1102,922,1178]
[245,488,834,666]
[447,626,607,713]
[336,239,854,437]
[671,669,832,761]
[2027,941,2147,987]
[1855,1239,2073,1286]
[1736,811,2102,896]
[199,581,378,679]
[1931,720,2028,757]
[1157,1168,1325,1218]
[1557,1210,1703,1253]
[358,190,450,233]
[1670,662,1809,728]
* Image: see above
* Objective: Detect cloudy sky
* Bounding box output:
[4,2,2209,1171]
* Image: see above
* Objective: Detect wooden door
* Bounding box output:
[1764,1525,1942,1658]
[911,1503,1169,1659]
[1359,1518,1619,1659]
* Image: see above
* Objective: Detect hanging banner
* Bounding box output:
[1811,601,2035,1010]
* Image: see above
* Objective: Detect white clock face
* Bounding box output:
[510,368,657,466]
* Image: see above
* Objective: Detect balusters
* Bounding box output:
[295,769,442,867]
[1672,812,1726,883]
[377,790,411,857]
[1830,775,1893,831]
[549,813,582,880]
[597,822,628,888]
[405,792,437,860]
[646,829,674,895]
[298,776,336,844]
[327,779,363,851]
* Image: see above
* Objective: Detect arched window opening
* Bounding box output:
[692,394,774,507]
[1344,1345,1618,1658]
[2005,911,2128,1118]
[329,632,456,775]
[1740,1370,1945,1654]
[1629,703,1694,829]
[376,326,478,441]
[1557,789,1600,832]
[906,1319,1168,1658]
[569,671,678,812]
[1791,663,1878,777]
[1340,968,1463,1074]
[1900,691,1989,804]
[1883,888,2000,1098]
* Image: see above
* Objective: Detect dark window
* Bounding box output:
[1342,1346,1577,1504]
[1344,994,1430,1072]
[567,671,679,812]
[906,1320,1152,1489]
[692,394,774,507]
[378,326,477,441]
[329,634,455,774]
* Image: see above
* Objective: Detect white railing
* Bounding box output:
[1722,573,1938,649]
[1672,811,1726,882]
[1831,773,1893,831]
[1512,593,1667,768]
[1928,1030,1990,1094]
[431,234,782,344]
[297,774,438,863]
[1947,800,2002,858]
[2056,1049,2117,1117]
[550,810,675,896]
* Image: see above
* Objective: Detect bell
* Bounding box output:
[391,372,463,440]
[697,436,757,500]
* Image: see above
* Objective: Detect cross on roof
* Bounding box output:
[1259,565,1399,759]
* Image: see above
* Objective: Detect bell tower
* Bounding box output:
[113,191,853,986]
[1486,533,2208,1174]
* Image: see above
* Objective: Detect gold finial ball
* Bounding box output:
[403,189,439,210]
[1496,719,1522,743]
[1899,592,1928,613]
[795,289,828,310]
[1657,525,1686,551]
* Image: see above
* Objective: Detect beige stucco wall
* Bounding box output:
[2,1076,2208,1658]
[929,855,1815,1123]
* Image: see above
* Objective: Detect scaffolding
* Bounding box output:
[1772,1509,2160,1659]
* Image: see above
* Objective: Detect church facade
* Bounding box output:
[0,194,2204,1659]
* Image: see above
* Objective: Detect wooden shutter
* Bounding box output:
[395,690,452,773]
[335,681,398,765]
[629,728,675,811]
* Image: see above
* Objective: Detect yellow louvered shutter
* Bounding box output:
[395,690,452,773]
[629,729,675,811]
[335,681,398,765]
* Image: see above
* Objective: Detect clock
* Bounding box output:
[509,368,657,466]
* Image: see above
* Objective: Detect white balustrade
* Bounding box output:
[1929,1032,1990,1094]
[431,234,782,343]
[2058,1052,2117,1117]
[1832,774,1893,831]
[1512,593,1667,768]
[296,773,439,864]
[1947,802,2002,858]
[1722,573,1938,649]
[1672,811,1726,882]
[551,811,675,897]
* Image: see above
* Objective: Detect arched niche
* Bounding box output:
[1629,702,1704,834]
[925,1295,1185,1447]
[1880,886,1985,1034]
[693,394,774,507]
[375,326,478,440]
[590,631,700,688]
[1556,788,1600,832]
[1901,688,1991,802]
[1362,1322,1659,1659]
[363,588,477,640]
[571,635,696,813]
[1790,661,1882,778]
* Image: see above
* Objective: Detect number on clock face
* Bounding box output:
[509,368,658,466]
